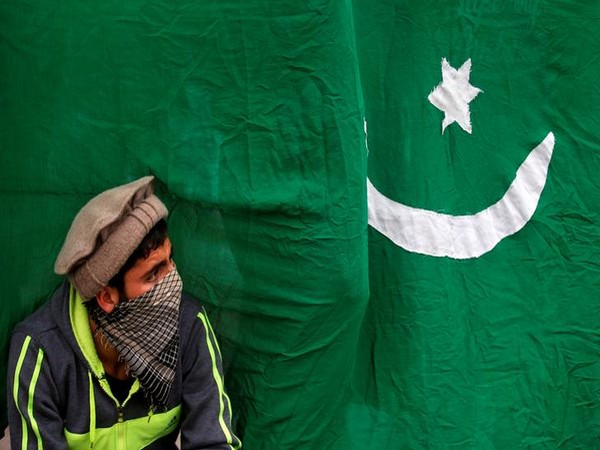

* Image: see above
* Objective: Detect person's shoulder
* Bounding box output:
[181,292,203,315]
[11,283,68,348]
[179,292,220,339]
[179,292,207,330]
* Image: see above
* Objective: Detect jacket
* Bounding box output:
[7,281,242,450]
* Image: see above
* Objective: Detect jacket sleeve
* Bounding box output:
[7,331,68,450]
[179,307,242,450]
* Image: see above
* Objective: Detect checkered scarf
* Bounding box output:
[87,269,182,410]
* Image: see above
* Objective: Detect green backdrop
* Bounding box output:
[2,0,599,448]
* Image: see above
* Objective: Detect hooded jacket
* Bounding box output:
[7,281,242,450]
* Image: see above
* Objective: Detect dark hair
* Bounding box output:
[108,219,169,294]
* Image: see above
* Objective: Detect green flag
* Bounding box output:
[2,0,600,448]
[354,0,600,448]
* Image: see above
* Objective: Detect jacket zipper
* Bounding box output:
[96,373,132,450]
[117,406,126,450]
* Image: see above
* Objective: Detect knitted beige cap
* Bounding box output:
[54,176,168,300]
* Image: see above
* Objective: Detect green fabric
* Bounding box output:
[354,1,600,449]
[1,1,599,449]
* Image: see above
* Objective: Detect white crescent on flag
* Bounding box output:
[367,132,555,259]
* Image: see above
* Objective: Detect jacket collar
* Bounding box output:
[50,281,104,377]
[68,284,105,377]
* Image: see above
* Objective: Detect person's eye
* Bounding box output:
[146,269,159,282]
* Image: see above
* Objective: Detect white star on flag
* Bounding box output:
[428,58,482,134]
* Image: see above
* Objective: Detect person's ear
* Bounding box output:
[95,286,120,313]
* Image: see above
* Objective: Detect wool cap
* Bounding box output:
[54,176,168,300]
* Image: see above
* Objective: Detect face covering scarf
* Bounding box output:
[86,268,182,410]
